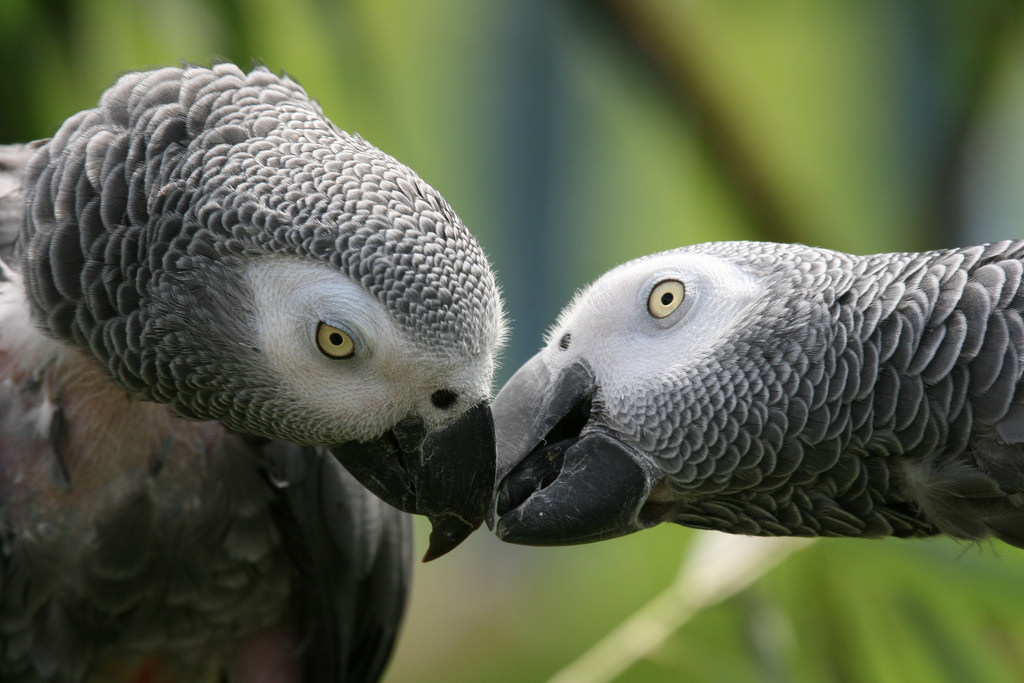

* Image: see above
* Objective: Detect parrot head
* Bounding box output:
[490,239,1024,549]
[19,64,505,560]
[489,245,779,545]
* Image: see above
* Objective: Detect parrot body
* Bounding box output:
[0,311,406,681]
[491,240,1024,549]
[0,64,503,682]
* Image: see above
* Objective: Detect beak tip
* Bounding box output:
[335,400,497,561]
[422,515,481,562]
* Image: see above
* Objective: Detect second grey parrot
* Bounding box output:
[490,240,1024,549]
[0,64,503,681]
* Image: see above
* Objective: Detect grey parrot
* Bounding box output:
[0,64,503,681]
[490,240,1024,550]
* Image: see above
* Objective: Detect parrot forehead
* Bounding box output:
[64,64,502,355]
[19,64,502,358]
[544,249,761,388]
[172,66,503,354]
[559,250,758,326]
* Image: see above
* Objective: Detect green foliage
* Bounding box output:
[5,1,1024,681]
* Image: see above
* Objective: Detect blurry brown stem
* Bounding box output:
[578,0,1024,248]
[575,0,805,244]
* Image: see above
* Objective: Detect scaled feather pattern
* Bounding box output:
[0,64,504,682]
[491,240,1024,550]
[20,64,501,441]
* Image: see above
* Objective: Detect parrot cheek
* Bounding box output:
[329,400,496,561]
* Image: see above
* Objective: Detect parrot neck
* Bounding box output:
[0,272,298,677]
[0,272,230,518]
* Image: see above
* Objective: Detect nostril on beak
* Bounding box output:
[431,389,458,410]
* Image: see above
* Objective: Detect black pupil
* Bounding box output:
[660,292,674,306]
[329,332,344,346]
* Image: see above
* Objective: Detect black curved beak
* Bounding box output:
[331,401,496,561]
[487,355,660,545]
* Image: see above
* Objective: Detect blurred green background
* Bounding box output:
[5,0,1024,681]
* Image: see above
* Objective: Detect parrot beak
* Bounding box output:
[331,401,496,561]
[487,355,661,545]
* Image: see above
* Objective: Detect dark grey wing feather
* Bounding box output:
[0,142,40,271]
[805,242,1024,543]
[264,441,412,683]
[879,242,1024,546]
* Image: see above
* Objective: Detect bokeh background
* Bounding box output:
[5,1,1024,681]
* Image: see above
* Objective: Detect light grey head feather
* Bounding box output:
[607,240,1024,540]
[492,239,1024,548]
[19,64,502,438]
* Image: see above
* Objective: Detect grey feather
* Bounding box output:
[19,63,502,443]
[267,443,411,682]
[648,241,1024,543]
[0,143,38,271]
[0,351,410,680]
[492,240,1024,550]
[1,64,500,681]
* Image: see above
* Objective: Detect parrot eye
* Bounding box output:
[647,279,685,318]
[316,322,356,359]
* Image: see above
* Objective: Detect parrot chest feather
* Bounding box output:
[0,289,294,680]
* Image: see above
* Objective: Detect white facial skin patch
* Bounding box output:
[246,257,494,442]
